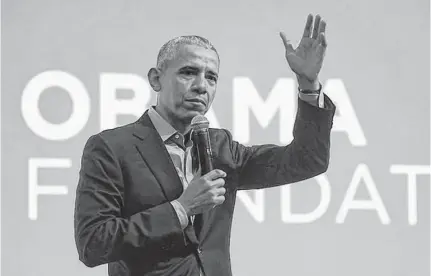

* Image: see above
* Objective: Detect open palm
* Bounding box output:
[280,14,327,83]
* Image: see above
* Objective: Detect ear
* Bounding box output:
[147,67,162,92]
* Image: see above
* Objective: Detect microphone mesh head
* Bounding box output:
[191,115,209,130]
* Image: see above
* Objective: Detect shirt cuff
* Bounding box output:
[170,200,188,229]
[298,90,325,108]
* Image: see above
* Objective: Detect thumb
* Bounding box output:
[279,32,294,54]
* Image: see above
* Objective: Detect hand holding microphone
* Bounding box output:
[177,169,227,216]
[177,115,227,216]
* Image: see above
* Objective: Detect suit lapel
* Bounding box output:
[133,111,200,245]
[132,111,183,202]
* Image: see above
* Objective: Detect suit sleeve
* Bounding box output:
[228,94,336,190]
[74,134,185,268]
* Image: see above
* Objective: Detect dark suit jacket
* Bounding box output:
[74,96,335,276]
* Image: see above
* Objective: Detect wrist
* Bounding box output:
[298,82,322,95]
[297,76,320,91]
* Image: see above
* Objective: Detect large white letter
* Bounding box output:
[336,164,390,224]
[233,78,296,144]
[281,174,331,223]
[390,165,430,225]
[237,190,265,223]
[28,158,70,220]
[100,73,151,130]
[21,71,90,140]
[323,79,366,146]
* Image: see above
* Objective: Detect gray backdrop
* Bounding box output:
[2,0,430,275]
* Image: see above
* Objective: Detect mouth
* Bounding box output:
[186,98,206,107]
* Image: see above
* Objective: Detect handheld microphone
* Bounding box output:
[191,115,213,174]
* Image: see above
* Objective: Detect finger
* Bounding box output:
[302,14,313,38]
[213,195,225,205]
[204,169,226,180]
[318,19,326,35]
[318,32,328,48]
[215,187,226,195]
[312,14,321,39]
[211,178,226,188]
[279,32,294,54]
[311,36,320,49]
[316,42,326,59]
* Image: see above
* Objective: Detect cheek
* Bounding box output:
[171,80,190,104]
[208,88,217,103]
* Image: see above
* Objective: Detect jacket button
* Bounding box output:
[197,247,202,254]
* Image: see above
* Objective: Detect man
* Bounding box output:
[74,14,336,276]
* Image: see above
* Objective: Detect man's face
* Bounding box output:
[156,44,219,123]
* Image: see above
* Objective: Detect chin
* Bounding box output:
[178,104,207,121]
[188,109,205,117]
[186,105,206,113]
[182,109,205,122]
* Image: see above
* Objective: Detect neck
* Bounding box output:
[154,106,191,135]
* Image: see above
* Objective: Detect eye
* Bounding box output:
[207,75,218,82]
[180,70,193,76]
[179,67,198,76]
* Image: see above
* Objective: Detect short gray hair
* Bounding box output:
[156,35,219,70]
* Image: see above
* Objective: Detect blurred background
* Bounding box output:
[2,0,430,275]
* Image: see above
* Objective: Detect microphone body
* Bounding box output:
[191,115,214,174]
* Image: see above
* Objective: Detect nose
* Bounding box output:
[192,73,207,94]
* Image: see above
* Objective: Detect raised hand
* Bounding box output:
[280,14,328,88]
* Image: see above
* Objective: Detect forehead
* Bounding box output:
[168,44,219,72]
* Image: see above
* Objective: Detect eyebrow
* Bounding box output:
[179,65,198,71]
